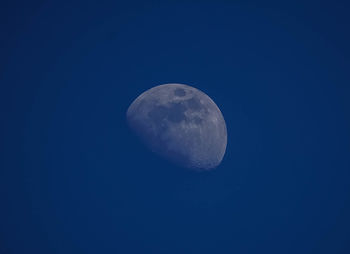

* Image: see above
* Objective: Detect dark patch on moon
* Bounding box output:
[148,103,187,123]
[174,88,186,97]
[147,98,205,125]
[187,97,204,112]
[167,102,187,123]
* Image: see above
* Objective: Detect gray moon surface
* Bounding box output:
[126,83,227,170]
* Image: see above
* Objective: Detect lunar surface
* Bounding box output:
[126,83,227,170]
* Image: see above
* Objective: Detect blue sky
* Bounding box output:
[1,1,349,253]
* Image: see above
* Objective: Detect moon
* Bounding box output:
[126,83,227,170]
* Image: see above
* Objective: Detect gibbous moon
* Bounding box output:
[126,84,227,170]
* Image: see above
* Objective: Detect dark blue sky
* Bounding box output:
[1,1,350,253]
